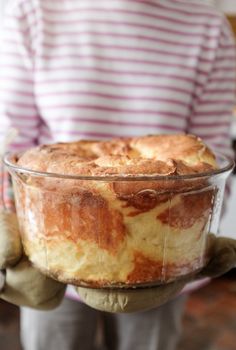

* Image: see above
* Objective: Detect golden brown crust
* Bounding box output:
[14,134,218,287]
[42,190,127,254]
[129,134,216,165]
[157,190,214,230]
[17,134,217,176]
[30,254,204,288]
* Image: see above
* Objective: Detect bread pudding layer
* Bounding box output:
[13,134,217,287]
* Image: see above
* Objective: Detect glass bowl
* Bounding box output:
[3,152,234,289]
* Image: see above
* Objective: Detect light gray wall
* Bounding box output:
[0,0,8,28]
[0,0,8,15]
[214,0,236,13]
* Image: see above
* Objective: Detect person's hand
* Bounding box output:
[0,211,66,310]
[76,234,236,313]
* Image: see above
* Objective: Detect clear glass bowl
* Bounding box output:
[4,153,234,289]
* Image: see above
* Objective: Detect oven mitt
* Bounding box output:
[0,211,23,268]
[0,211,66,310]
[77,234,236,313]
[77,279,187,314]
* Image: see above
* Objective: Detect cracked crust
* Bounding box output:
[14,134,218,287]
[17,134,217,176]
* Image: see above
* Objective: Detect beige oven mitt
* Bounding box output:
[77,234,236,313]
[0,211,66,310]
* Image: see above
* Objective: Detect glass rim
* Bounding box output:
[3,151,235,182]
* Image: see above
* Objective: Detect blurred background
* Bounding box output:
[0,1,236,349]
[216,0,236,240]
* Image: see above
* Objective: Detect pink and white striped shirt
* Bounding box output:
[0,0,235,152]
[0,0,235,297]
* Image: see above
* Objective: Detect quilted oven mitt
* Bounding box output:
[77,234,236,313]
[0,211,66,310]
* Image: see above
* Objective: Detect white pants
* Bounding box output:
[20,295,186,350]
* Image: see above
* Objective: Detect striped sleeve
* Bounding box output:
[188,17,236,159]
[0,2,40,211]
[0,1,40,152]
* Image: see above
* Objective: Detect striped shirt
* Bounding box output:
[1,0,235,204]
[0,0,235,297]
[0,0,235,149]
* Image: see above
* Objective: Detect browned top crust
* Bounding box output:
[17,134,217,176]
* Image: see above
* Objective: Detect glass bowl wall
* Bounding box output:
[4,153,234,289]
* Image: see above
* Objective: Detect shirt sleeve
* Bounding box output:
[188,16,236,205]
[188,17,236,160]
[0,1,40,211]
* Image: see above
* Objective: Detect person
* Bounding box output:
[0,0,235,349]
